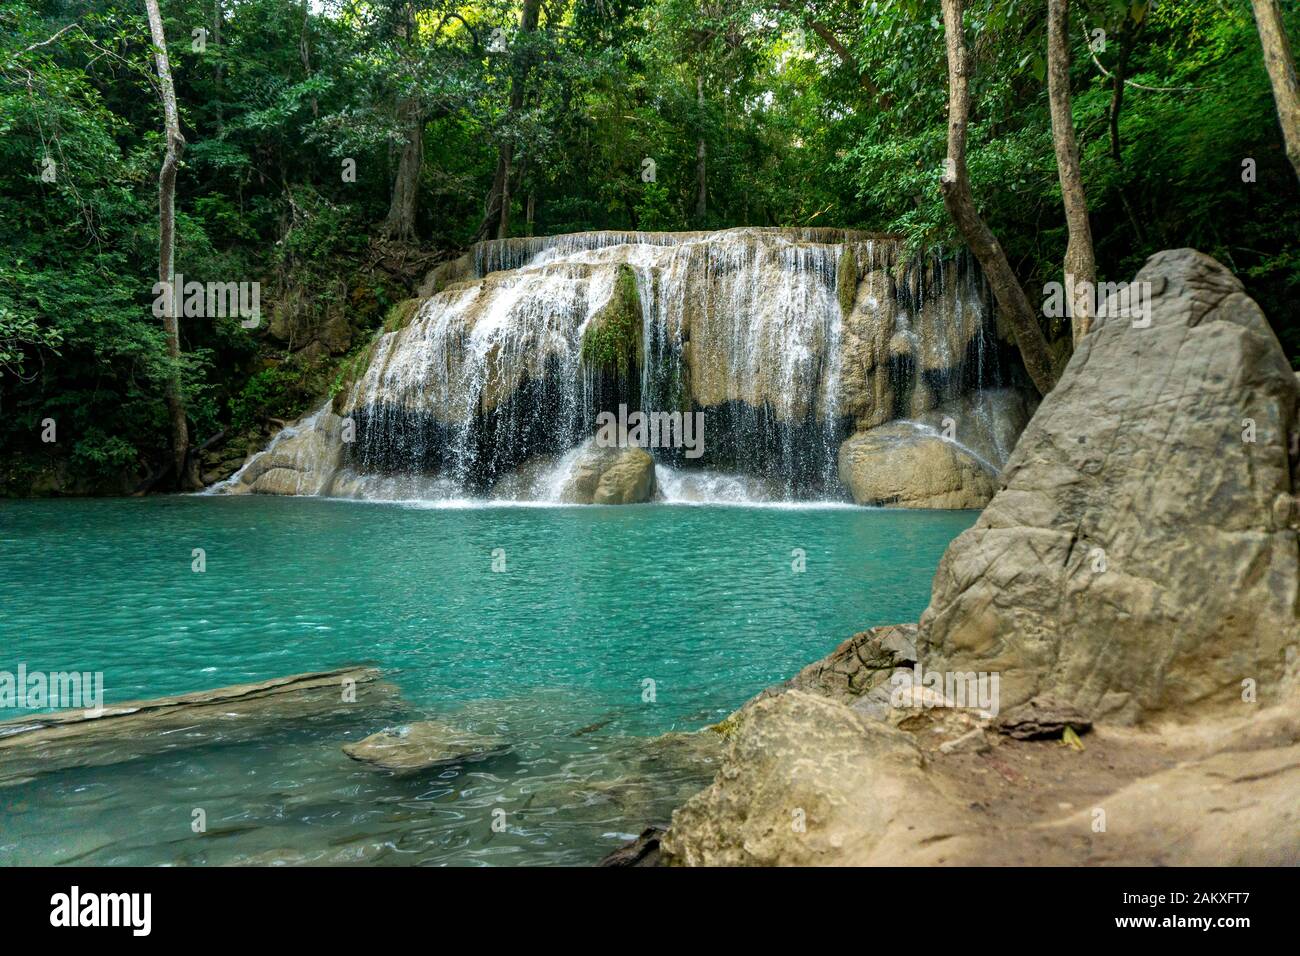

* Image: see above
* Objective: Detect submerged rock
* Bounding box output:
[838,421,996,509]
[342,721,509,772]
[0,667,397,787]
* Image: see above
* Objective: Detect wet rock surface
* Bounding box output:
[214,228,1035,506]
[342,720,510,772]
[560,444,657,505]
[0,667,397,787]
[838,422,997,509]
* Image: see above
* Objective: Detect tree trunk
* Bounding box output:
[695,74,707,223]
[145,0,198,489]
[474,0,542,241]
[939,0,1056,396]
[1106,23,1147,244]
[300,0,317,118]
[1250,0,1300,182]
[213,0,224,137]
[1047,0,1096,345]
[383,97,422,241]
[497,149,513,240]
[1109,23,1130,163]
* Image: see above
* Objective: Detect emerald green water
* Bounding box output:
[0,497,973,866]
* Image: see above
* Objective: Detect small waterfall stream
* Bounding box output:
[215,228,1028,504]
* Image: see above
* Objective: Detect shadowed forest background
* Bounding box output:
[2,0,1298,493]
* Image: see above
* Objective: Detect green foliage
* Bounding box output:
[1,0,1297,494]
[229,366,292,435]
[582,265,643,377]
[634,181,687,232]
[382,298,422,333]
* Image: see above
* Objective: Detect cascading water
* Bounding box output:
[214,227,1030,504]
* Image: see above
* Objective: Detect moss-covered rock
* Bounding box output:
[581,264,643,378]
[836,244,858,318]
[330,337,379,414]
[382,297,423,333]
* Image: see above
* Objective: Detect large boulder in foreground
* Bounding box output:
[838,422,996,509]
[921,249,1299,723]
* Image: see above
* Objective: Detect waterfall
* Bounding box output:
[215,228,1027,503]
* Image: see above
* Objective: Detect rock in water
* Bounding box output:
[921,249,1299,723]
[838,421,996,509]
[342,721,509,772]
[224,403,344,496]
[561,444,657,504]
[598,827,667,867]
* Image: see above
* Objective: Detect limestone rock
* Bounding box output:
[662,250,1300,866]
[920,249,1300,723]
[660,690,933,866]
[995,696,1092,740]
[598,827,666,867]
[318,310,352,354]
[0,667,396,787]
[917,388,1037,472]
[761,623,918,705]
[837,268,900,430]
[580,264,642,379]
[342,720,509,773]
[838,422,996,509]
[229,405,343,496]
[560,444,656,505]
[662,693,1300,866]
[937,727,991,755]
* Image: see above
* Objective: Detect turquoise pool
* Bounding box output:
[0,496,973,865]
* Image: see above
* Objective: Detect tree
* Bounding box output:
[695,72,707,222]
[1250,0,1300,183]
[476,0,542,241]
[939,0,1057,396]
[1047,0,1096,345]
[382,2,424,241]
[144,0,198,488]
